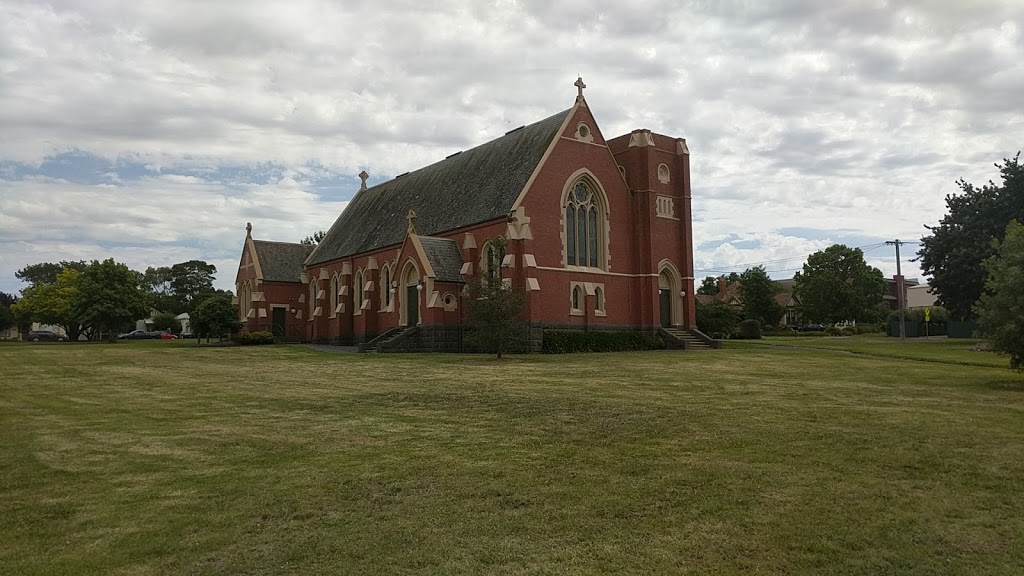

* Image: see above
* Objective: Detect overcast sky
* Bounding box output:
[1,0,1022,294]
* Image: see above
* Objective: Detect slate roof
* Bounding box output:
[307,108,572,266]
[418,236,465,283]
[252,240,314,283]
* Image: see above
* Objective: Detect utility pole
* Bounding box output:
[885,239,906,340]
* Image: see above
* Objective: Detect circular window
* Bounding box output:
[576,123,592,141]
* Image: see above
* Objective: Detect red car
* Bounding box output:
[159,333,178,340]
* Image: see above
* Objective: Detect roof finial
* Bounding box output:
[574,76,586,100]
[406,209,417,235]
[246,222,252,237]
[358,170,369,192]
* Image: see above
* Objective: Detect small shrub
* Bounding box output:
[825,326,842,336]
[840,326,856,336]
[736,319,762,339]
[248,331,275,345]
[234,331,275,346]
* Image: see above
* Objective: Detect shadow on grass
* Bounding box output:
[979,377,1024,391]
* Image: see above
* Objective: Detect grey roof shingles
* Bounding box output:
[307,108,572,267]
[418,236,465,283]
[252,240,315,283]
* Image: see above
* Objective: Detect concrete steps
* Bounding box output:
[662,328,715,350]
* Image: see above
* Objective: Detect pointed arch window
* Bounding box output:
[564,180,604,268]
[308,279,316,318]
[481,239,506,283]
[382,264,393,308]
[330,275,339,317]
[354,270,364,314]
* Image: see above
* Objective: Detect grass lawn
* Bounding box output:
[735,334,1005,368]
[2,340,1023,575]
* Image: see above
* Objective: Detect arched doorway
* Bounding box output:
[400,261,420,327]
[658,261,681,328]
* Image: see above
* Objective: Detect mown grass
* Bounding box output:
[2,341,1023,575]
[735,334,1007,368]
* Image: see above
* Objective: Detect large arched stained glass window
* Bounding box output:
[565,181,602,268]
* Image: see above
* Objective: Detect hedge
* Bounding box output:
[233,331,276,346]
[542,331,658,354]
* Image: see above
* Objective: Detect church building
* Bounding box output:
[235,79,703,351]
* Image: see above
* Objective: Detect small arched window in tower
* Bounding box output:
[572,285,582,311]
[594,286,604,313]
[564,181,603,268]
[657,163,670,184]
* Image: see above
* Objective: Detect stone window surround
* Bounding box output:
[559,169,611,272]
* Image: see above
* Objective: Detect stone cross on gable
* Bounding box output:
[406,209,417,235]
[574,76,586,99]
[246,222,252,236]
[358,170,369,192]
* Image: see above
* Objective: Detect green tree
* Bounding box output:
[793,244,886,324]
[141,266,180,313]
[151,311,182,333]
[919,153,1024,320]
[697,276,719,295]
[695,300,739,337]
[465,238,527,358]
[738,266,784,328]
[191,295,242,343]
[11,268,89,340]
[301,230,326,245]
[975,220,1024,371]
[0,292,16,333]
[0,302,12,334]
[15,261,88,287]
[73,259,149,342]
[168,260,218,312]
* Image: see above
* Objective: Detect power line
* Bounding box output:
[694,241,890,275]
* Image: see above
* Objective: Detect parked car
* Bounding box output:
[795,323,826,332]
[27,330,66,342]
[159,333,178,340]
[117,330,163,340]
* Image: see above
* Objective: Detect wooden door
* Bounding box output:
[659,289,671,327]
[272,307,286,338]
[406,285,419,326]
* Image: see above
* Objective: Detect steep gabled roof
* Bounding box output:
[307,108,572,266]
[418,236,465,283]
[252,240,314,283]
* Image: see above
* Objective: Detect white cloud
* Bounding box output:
[0,0,1021,294]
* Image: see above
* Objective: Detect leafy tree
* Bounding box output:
[301,230,327,245]
[0,292,17,307]
[0,292,16,333]
[73,259,149,342]
[695,300,739,337]
[975,220,1024,371]
[697,276,719,295]
[738,266,784,328]
[191,295,242,343]
[168,260,218,312]
[465,238,527,358]
[141,266,180,313]
[11,268,89,340]
[793,244,886,324]
[151,312,182,333]
[15,261,87,287]
[919,153,1024,320]
[0,303,12,333]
